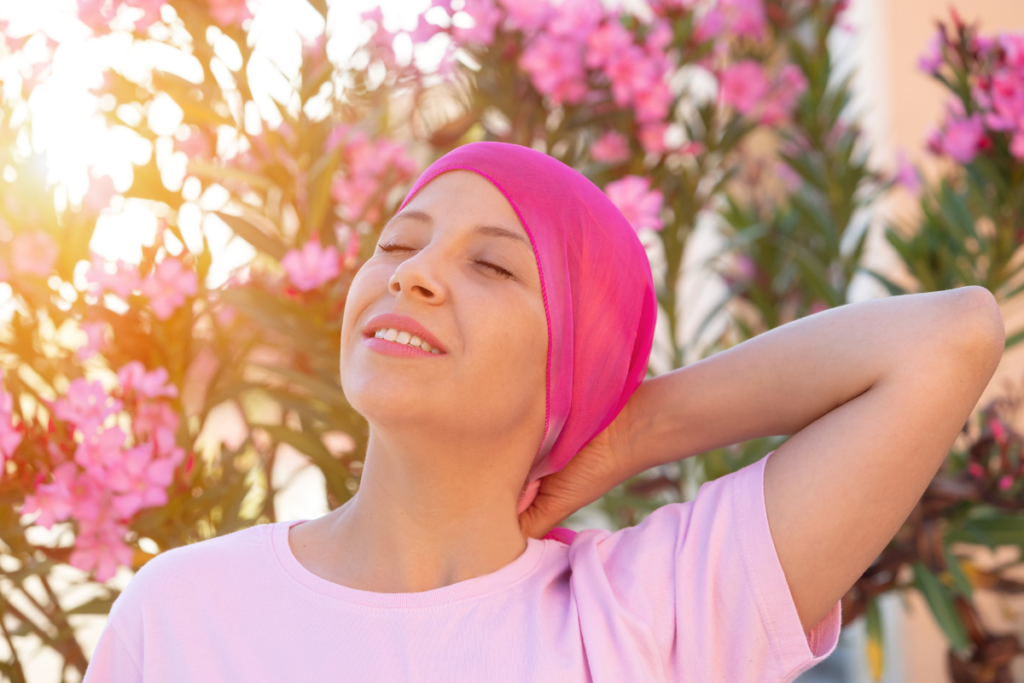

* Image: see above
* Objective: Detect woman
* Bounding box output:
[84,142,1005,682]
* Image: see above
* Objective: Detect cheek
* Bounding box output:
[340,263,390,364]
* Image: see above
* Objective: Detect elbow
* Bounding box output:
[952,285,1005,371]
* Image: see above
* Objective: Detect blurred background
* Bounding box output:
[0,0,1023,680]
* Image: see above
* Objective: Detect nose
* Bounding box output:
[387,249,447,305]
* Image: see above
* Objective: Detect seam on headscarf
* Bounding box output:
[397,164,555,462]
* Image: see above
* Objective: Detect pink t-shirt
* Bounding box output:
[83,450,841,682]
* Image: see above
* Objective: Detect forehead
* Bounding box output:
[402,170,524,231]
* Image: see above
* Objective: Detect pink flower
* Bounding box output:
[83,174,116,214]
[520,34,588,104]
[605,176,664,232]
[639,123,670,154]
[720,60,770,117]
[502,0,552,32]
[940,115,985,163]
[966,462,985,479]
[76,0,118,30]
[76,321,108,361]
[452,0,503,46]
[998,474,1015,491]
[591,131,630,163]
[990,417,1008,444]
[51,379,123,435]
[584,20,633,69]
[85,254,140,299]
[118,361,179,400]
[140,258,198,320]
[760,64,808,125]
[21,462,80,528]
[697,0,765,42]
[918,30,944,74]
[0,388,21,463]
[331,134,418,222]
[74,426,128,477]
[69,517,133,582]
[11,232,58,277]
[106,443,176,519]
[894,150,922,195]
[605,46,660,108]
[208,0,252,27]
[281,240,340,291]
[545,0,603,41]
[134,402,180,439]
[122,0,165,29]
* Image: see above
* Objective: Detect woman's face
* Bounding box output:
[340,170,548,450]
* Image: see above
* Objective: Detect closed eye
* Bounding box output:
[475,260,515,280]
[377,241,414,253]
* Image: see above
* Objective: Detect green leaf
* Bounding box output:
[865,595,884,681]
[943,545,974,600]
[65,594,119,616]
[255,424,352,504]
[912,561,970,657]
[1005,326,1024,350]
[212,211,288,260]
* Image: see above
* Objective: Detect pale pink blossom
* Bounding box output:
[21,462,80,528]
[85,254,140,299]
[140,258,198,320]
[605,176,665,232]
[502,0,552,32]
[208,0,252,27]
[591,131,630,163]
[281,240,340,291]
[452,0,503,46]
[74,426,128,477]
[894,150,922,195]
[545,0,602,41]
[76,321,108,361]
[83,174,116,214]
[69,517,133,582]
[760,64,808,125]
[11,232,58,277]
[639,123,671,154]
[106,443,176,519]
[118,361,179,400]
[76,0,118,30]
[134,402,180,439]
[51,379,123,434]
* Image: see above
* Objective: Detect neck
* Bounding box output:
[307,426,536,594]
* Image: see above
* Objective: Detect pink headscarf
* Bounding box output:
[396,142,657,543]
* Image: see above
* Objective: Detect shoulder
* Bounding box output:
[110,522,272,623]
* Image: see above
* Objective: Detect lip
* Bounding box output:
[362,313,448,355]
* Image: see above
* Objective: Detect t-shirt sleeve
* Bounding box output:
[569,449,841,683]
[82,618,143,683]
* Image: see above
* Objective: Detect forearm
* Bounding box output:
[617,287,1004,477]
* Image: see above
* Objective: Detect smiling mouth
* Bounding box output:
[371,327,441,354]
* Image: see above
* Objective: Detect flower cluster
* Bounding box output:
[327,126,419,224]
[85,253,198,320]
[20,362,185,581]
[923,27,1024,163]
[719,60,808,126]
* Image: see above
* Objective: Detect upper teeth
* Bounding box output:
[374,328,441,354]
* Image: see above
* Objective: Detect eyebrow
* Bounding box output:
[385,210,531,246]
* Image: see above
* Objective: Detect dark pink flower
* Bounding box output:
[585,20,633,70]
[605,175,665,232]
[940,115,984,163]
[520,34,588,104]
[106,443,176,519]
[21,462,79,529]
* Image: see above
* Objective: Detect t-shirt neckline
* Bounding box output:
[270,519,548,609]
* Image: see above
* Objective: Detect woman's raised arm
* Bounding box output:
[618,286,1005,632]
